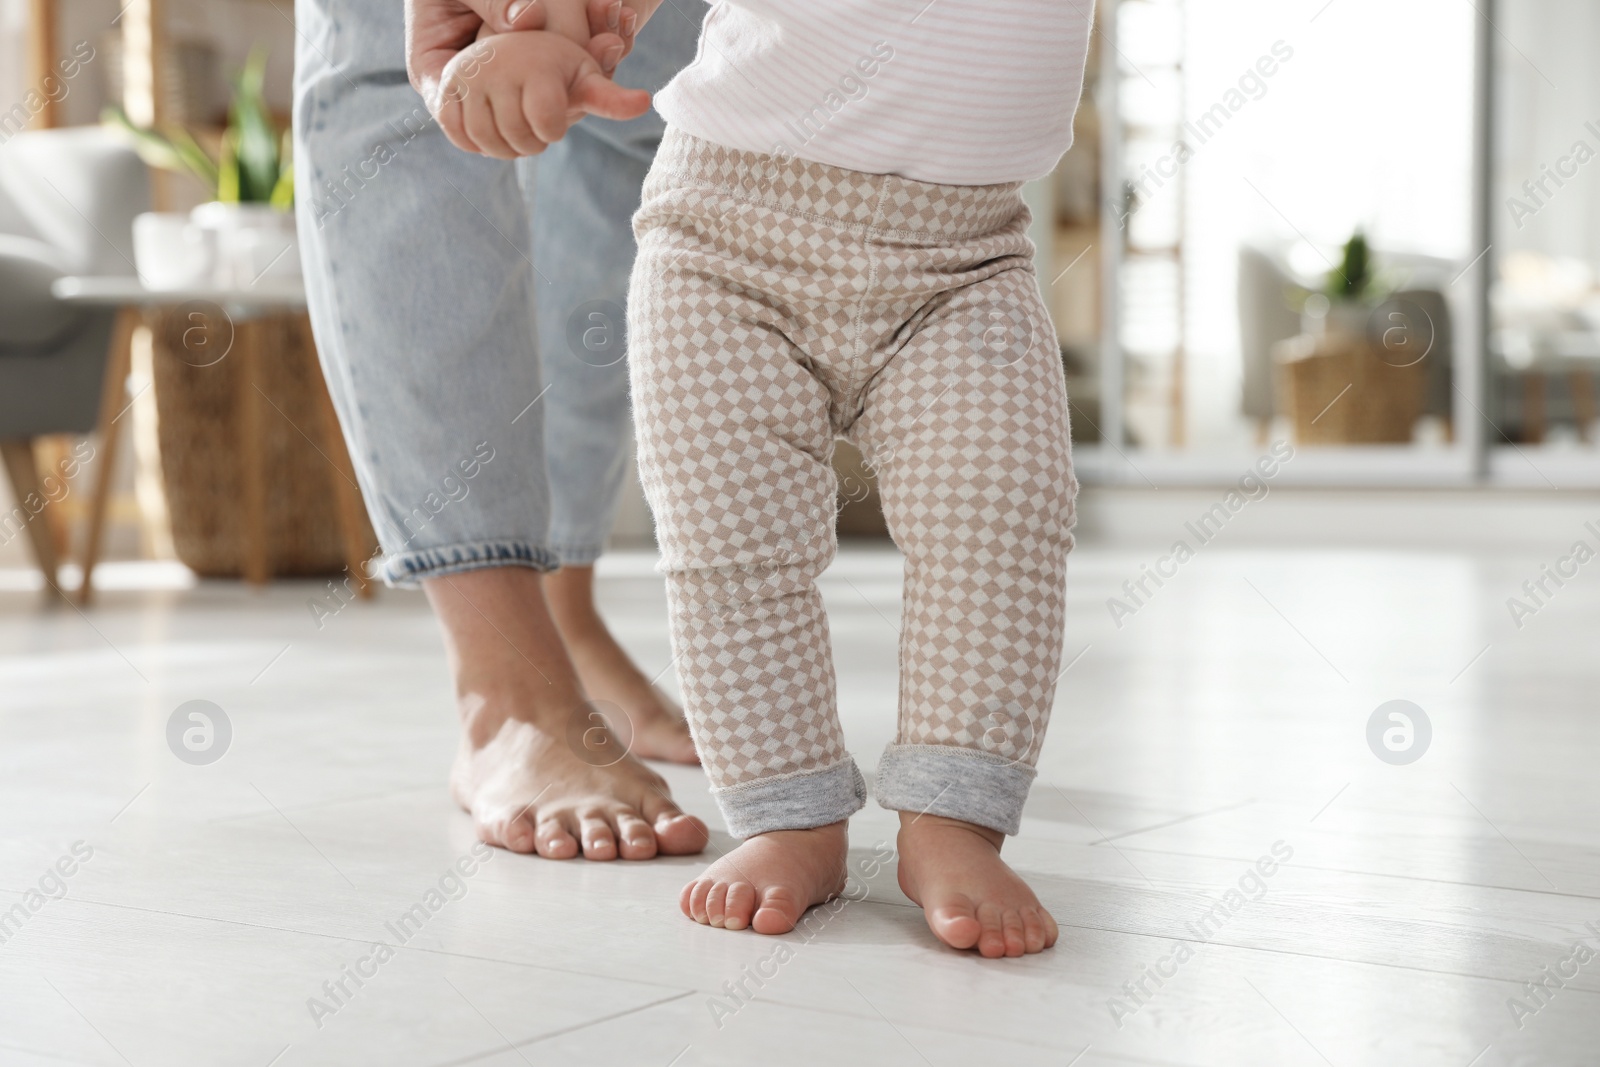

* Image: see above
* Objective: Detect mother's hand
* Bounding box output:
[406,0,643,117]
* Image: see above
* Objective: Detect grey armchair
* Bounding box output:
[0,127,148,598]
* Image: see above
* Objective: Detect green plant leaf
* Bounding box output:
[230,47,280,203]
[268,128,295,210]
[270,166,294,212]
[169,126,220,190]
[1327,230,1372,301]
[101,106,221,195]
[218,128,241,204]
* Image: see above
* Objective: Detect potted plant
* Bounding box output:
[107,48,297,289]
[1276,229,1429,444]
[1304,229,1388,342]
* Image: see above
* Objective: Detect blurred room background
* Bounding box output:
[2,0,1597,589]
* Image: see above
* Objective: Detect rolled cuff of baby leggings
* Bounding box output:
[874,743,1037,837]
[712,759,867,838]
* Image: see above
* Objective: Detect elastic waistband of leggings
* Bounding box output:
[646,128,1027,241]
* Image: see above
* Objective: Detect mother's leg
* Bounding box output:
[524,1,709,763]
[293,0,704,859]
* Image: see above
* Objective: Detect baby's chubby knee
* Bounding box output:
[660,499,839,623]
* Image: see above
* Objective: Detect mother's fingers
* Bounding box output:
[408,0,550,108]
[585,0,638,64]
[472,0,547,33]
[584,30,629,75]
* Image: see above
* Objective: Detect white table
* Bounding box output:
[51,276,374,601]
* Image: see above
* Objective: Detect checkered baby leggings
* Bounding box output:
[628,131,1077,838]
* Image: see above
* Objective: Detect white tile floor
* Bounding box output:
[3,533,1599,1066]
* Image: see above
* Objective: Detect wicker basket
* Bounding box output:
[151,308,378,577]
[1275,332,1429,445]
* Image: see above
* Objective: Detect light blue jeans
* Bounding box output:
[292,0,706,586]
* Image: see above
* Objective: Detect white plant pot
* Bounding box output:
[133,211,214,290]
[1303,299,1374,345]
[190,201,301,288]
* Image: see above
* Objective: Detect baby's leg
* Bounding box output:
[853,266,1077,958]
[628,230,864,934]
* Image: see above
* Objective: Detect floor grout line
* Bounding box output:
[1046,917,1600,995]
[22,880,1600,1010]
[431,990,699,1067]
[1084,798,1259,845]
[1109,845,1600,901]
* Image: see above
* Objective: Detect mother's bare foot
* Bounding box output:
[428,568,707,860]
[545,565,699,765]
[451,696,706,859]
[896,812,1058,958]
[680,821,848,933]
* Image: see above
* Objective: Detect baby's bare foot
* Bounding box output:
[896,812,1058,958]
[680,821,848,934]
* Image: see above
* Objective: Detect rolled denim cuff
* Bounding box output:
[874,743,1037,836]
[546,540,608,568]
[712,759,867,838]
[380,539,561,588]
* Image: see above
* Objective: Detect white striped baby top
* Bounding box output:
[651,0,1095,187]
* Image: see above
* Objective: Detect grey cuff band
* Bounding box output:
[712,759,867,838]
[874,743,1037,836]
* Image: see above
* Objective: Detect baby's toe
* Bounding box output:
[1022,908,1048,954]
[975,901,1007,959]
[751,885,804,935]
[927,900,982,951]
[1001,909,1027,957]
[705,881,730,928]
[723,882,757,931]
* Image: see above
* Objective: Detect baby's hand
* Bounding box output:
[432,30,651,158]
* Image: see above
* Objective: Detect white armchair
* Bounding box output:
[0,127,148,596]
